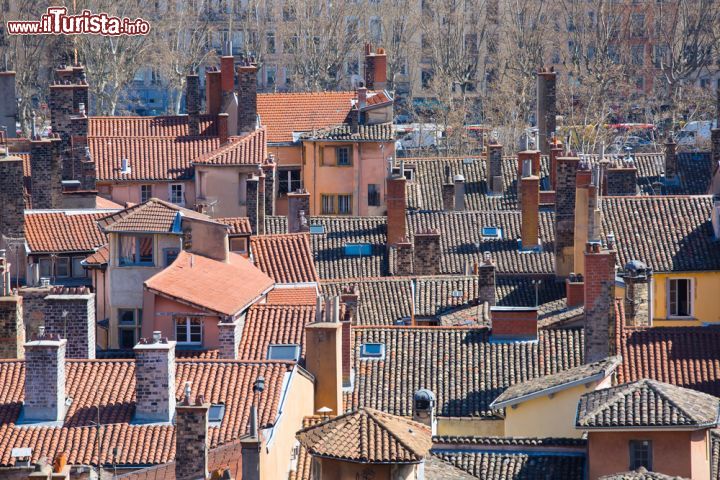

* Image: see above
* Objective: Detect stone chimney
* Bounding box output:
[246,175,262,235]
[605,158,637,196]
[664,136,678,180]
[620,260,652,327]
[0,156,26,239]
[537,67,557,155]
[175,388,210,480]
[0,71,18,138]
[412,389,437,435]
[305,313,343,416]
[454,174,466,211]
[413,230,441,276]
[186,74,201,136]
[69,110,93,192]
[133,333,176,423]
[555,156,580,277]
[262,161,276,217]
[549,138,563,190]
[43,291,95,359]
[220,55,239,137]
[0,294,24,359]
[217,320,242,360]
[50,67,89,182]
[394,239,414,276]
[23,333,66,422]
[206,67,222,117]
[340,286,358,388]
[520,160,540,249]
[566,273,584,308]
[287,190,311,233]
[442,182,455,211]
[237,64,258,134]
[386,174,407,245]
[487,142,503,195]
[364,44,388,91]
[517,150,541,178]
[218,112,229,145]
[573,164,596,275]
[240,431,263,480]
[584,242,617,363]
[30,137,63,209]
[478,252,496,306]
[490,306,538,341]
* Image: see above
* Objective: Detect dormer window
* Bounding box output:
[118,234,154,266]
[360,343,385,359]
[481,226,502,239]
[267,344,301,361]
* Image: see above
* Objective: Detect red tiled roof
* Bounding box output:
[88,115,218,138]
[192,128,267,166]
[98,198,213,233]
[145,251,274,316]
[95,196,124,209]
[257,92,355,143]
[250,233,318,284]
[90,136,221,182]
[238,304,315,361]
[0,359,293,467]
[266,287,317,305]
[216,217,252,235]
[82,244,110,267]
[25,211,110,253]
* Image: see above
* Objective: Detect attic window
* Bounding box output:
[451,290,464,298]
[309,224,325,234]
[360,343,385,359]
[208,404,225,424]
[267,344,301,361]
[482,227,502,239]
[344,243,372,257]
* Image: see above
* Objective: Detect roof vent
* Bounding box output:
[412,389,436,435]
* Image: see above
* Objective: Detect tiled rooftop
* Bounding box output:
[0,359,293,467]
[237,304,315,361]
[216,216,252,235]
[82,244,110,267]
[347,327,584,417]
[98,198,213,233]
[250,233,319,284]
[265,286,318,305]
[88,115,218,138]
[24,210,111,254]
[599,467,690,479]
[144,251,274,316]
[299,123,394,142]
[192,128,267,166]
[432,449,586,479]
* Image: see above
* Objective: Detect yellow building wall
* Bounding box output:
[437,418,505,437]
[503,378,609,438]
[269,144,303,217]
[651,271,720,326]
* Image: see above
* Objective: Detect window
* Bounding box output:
[309,224,325,234]
[338,195,352,214]
[336,147,351,166]
[164,248,180,266]
[266,66,276,88]
[72,257,86,278]
[39,258,52,278]
[482,226,503,239]
[369,17,382,43]
[360,343,385,359]
[421,69,433,89]
[266,32,276,53]
[346,58,359,75]
[208,404,226,423]
[278,168,301,195]
[267,344,301,361]
[345,243,372,257]
[55,257,70,278]
[118,308,142,349]
[169,184,184,205]
[629,440,652,470]
[139,185,151,203]
[631,45,644,65]
[321,195,335,214]
[668,279,692,317]
[175,317,203,345]
[368,184,380,207]
[230,237,248,253]
[118,235,154,266]
[631,13,645,37]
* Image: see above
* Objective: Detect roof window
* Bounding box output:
[208,403,225,424]
[309,224,325,234]
[482,226,502,239]
[344,243,372,257]
[360,343,385,359]
[267,344,301,361]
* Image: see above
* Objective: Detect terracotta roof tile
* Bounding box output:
[266,287,317,305]
[599,467,690,479]
[238,304,315,361]
[432,450,586,479]
[576,379,720,429]
[24,211,110,253]
[296,407,432,463]
[82,244,109,267]
[216,217,252,235]
[95,196,124,209]
[98,198,212,233]
[422,456,478,480]
[0,359,292,467]
[250,233,318,284]
[192,128,267,166]
[289,416,323,480]
[258,91,355,143]
[299,123,394,142]
[144,251,274,316]
[88,115,218,138]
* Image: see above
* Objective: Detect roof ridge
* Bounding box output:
[364,407,427,458]
[646,380,711,423]
[578,382,636,424]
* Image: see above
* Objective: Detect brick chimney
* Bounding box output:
[537,67,557,155]
[0,156,26,238]
[240,431,264,480]
[217,320,242,359]
[133,333,176,423]
[478,252,496,306]
[605,158,637,196]
[186,74,201,136]
[69,111,94,191]
[454,174,466,211]
[43,291,95,359]
[23,332,66,422]
[413,230,441,275]
[0,295,24,359]
[175,387,210,480]
[442,182,455,211]
[554,156,580,277]
[30,137,63,209]
[218,112,229,145]
[584,242,617,363]
[487,142,504,195]
[0,71,18,138]
[287,190,311,233]
[573,163,596,275]
[237,64,258,134]
[520,160,540,249]
[50,67,89,182]
[262,161,276,217]
[340,286,358,388]
[517,150,541,178]
[490,306,538,341]
[549,138,563,190]
[246,175,262,235]
[364,44,388,91]
[305,308,343,416]
[220,55,239,137]
[206,67,222,117]
[394,239,414,276]
[620,260,652,327]
[566,273,584,308]
[386,174,407,245]
[664,136,678,180]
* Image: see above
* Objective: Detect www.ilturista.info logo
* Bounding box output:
[6,7,150,36]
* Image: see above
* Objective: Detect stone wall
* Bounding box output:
[413,231,441,276]
[237,65,258,134]
[0,296,24,358]
[246,176,259,235]
[605,167,637,196]
[584,243,616,363]
[0,157,26,238]
[554,157,580,277]
[175,402,209,480]
[133,340,176,423]
[43,293,95,359]
[218,320,243,360]
[30,137,63,209]
[24,337,66,422]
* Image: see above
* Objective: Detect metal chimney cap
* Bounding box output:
[453,174,465,182]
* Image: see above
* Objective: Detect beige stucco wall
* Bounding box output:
[141,292,224,349]
[437,417,504,437]
[183,219,229,262]
[195,165,258,218]
[101,180,196,208]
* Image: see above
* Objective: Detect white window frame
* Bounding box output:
[175,316,203,345]
[359,343,385,360]
[667,277,693,319]
[267,344,301,361]
[169,183,185,206]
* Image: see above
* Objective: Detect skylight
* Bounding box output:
[267,344,301,361]
[344,243,372,257]
[360,343,385,359]
[208,404,225,423]
[309,224,325,234]
[482,226,502,239]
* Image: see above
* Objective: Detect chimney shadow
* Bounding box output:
[669,221,715,272]
[64,401,136,427]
